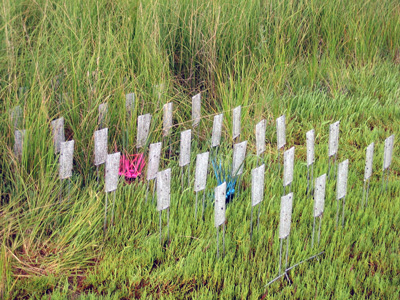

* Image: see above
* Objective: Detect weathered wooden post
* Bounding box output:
[312,174,326,248]
[256,120,266,166]
[104,152,121,233]
[336,159,349,227]
[362,143,374,207]
[180,130,192,188]
[194,152,209,219]
[232,106,241,143]
[157,168,171,245]
[306,129,315,196]
[382,135,394,192]
[250,164,265,239]
[215,182,226,258]
[283,147,295,195]
[327,121,340,180]
[94,128,108,183]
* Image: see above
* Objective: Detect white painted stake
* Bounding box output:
[232,106,241,140]
[279,192,293,275]
[314,174,327,218]
[58,140,74,203]
[215,183,226,227]
[250,164,265,239]
[337,159,349,200]
[145,142,162,203]
[232,141,247,176]
[336,159,349,227]
[283,147,295,192]
[137,114,152,149]
[251,164,265,207]
[328,121,340,179]
[105,153,121,193]
[383,135,394,170]
[157,168,171,244]
[147,142,162,181]
[192,93,201,128]
[256,120,266,157]
[59,140,75,180]
[232,141,247,199]
[215,182,226,258]
[180,129,192,188]
[194,152,209,218]
[362,143,374,207]
[51,117,65,154]
[126,93,135,116]
[328,121,340,157]
[179,130,192,167]
[382,135,394,192]
[279,193,293,240]
[306,129,315,196]
[98,103,108,128]
[157,169,171,212]
[276,115,286,150]
[212,114,223,148]
[163,102,173,137]
[306,129,315,167]
[14,129,26,161]
[194,152,209,192]
[364,143,374,181]
[104,152,120,234]
[94,128,108,166]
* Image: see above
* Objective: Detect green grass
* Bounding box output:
[1,0,400,298]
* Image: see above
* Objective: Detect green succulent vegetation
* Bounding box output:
[1,0,399,298]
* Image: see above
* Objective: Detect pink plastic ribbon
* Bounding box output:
[119,153,145,182]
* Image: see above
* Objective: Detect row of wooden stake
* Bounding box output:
[10,91,395,284]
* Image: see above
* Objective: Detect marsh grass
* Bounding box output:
[1,0,400,298]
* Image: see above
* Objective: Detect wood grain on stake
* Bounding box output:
[337,159,349,199]
[279,193,293,239]
[283,147,295,186]
[194,152,209,192]
[147,142,162,181]
[276,115,286,149]
[51,117,65,153]
[105,152,120,193]
[137,114,152,149]
[14,129,25,160]
[192,93,201,128]
[364,143,374,180]
[215,182,227,228]
[212,114,223,147]
[232,106,241,139]
[59,140,74,180]
[94,128,108,166]
[328,121,340,157]
[314,174,327,217]
[251,164,265,206]
[179,130,191,167]
[232,141,248,176]
[306,129,315,166]
[163,102,173,137]
[157,168,171,211]
[383,135,394,170]
[256,120,266,156]
[125,93,135,115]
